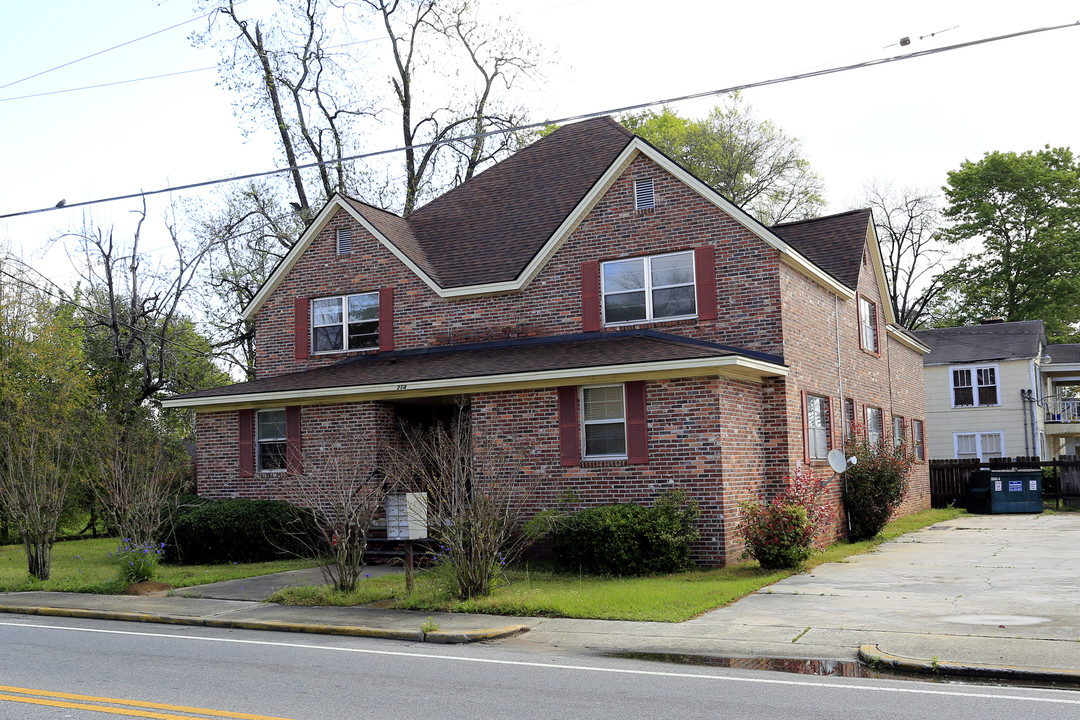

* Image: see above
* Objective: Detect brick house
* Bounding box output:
[163,117,931,565]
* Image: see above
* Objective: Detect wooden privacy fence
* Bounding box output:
[929,456,1080,508]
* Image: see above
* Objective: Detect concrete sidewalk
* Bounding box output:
[2,514,1079,684]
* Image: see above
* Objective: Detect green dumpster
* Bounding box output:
[967,470,1043,513]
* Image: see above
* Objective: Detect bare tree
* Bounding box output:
[381,405,541,598]
[364,0,541,213]
[285,448,388,593]
[94,420,187,547]
[862,181,950,329]
[64,202,223,419]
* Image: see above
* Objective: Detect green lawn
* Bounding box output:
[270,506,966,622]
[0,537,321,594]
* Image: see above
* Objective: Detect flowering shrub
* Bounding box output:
[109,539,164,584]
[843,435,913,540]
[740,467,833,569]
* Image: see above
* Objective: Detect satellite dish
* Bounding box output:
[827,449,848,474]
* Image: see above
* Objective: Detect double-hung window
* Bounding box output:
[955,431,1003,461]
[859,296,879,352]
[581,385,626,459]
[911,419,926,461]
[805,394,831,460]
[256,409,287,471]
[311,292,379,353]
[602,251,696,325]
[892,416,905,449]
[951,365,998,407]
[865,406,883,446]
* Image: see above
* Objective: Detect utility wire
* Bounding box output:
[0,1,250,91]
[0,36,386,103]
[2,19,1076,221]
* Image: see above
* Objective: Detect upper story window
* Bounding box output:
[602,251,696,325]
[312,292,379,353]
[892,416,905,449]
[581,384,626,459]
[951,365,998,407]
[859,296,879,353]
[865,406,883,446]
[634,179,655,210]
[256,409,287,472]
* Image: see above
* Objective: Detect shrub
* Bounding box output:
[740,466,833,570]
[842,436,913,541]
[163,498,320,565]
[110,539,164,584]
[551,491,700,576]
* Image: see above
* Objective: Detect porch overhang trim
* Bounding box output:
[161,355,788,411]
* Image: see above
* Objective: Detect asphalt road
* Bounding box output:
[3,615,1078,720]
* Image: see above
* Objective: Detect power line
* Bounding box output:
[0,1,251,91]
[0,36,386,104]
[2,19,1077,221]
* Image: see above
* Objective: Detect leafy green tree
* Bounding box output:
[933,146,1080,340]
[621,97,825,224]
[0,286,93,580]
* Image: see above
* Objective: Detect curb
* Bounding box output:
[859,644,1080,684]
[0,605,527,644]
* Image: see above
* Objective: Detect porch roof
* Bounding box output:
[163,330,788,410]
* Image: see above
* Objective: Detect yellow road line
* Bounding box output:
[0,685,296,720]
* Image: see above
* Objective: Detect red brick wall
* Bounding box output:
[253,154,783,379]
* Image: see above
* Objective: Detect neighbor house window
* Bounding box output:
[805,394,831,460]
[865,406,883,446]
[912,419,926,461]
[634,179,655,210]
[602,251,695,324]
[256,409,287,471]
[311,292,379,353]
[859,296,879,352]
[893,416,905,449]
[955,431,1003,461]
[951,365,999,407]
[581,384,626,458]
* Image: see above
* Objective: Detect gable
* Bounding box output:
[243,117,861,321]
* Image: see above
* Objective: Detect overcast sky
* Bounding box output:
[2,0,1077,282]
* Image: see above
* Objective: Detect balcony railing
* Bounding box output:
[1046,395,1080,423]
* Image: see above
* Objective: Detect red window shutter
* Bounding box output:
[238,409,254,478]
[286,406,302,476]
[800,390,810,464]
[557,386,580,466]
[826,396,834,452]
[625,381,648,464]
[581,261,601,332]
[694,246,718,321]
[379,287,395,352]
[294,298,310,360]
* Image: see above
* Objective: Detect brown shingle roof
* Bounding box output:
[349,117,634,288]
[169,331,784,403]
[771,208,871,289]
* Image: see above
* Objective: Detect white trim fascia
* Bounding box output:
[161,355,788,410]
[863,219,898,325]
[887,325,930,354]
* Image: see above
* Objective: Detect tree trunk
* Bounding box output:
[25,537,52,581]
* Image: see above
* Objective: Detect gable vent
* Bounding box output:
[634,179,655,210]
[336,229,352,255]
